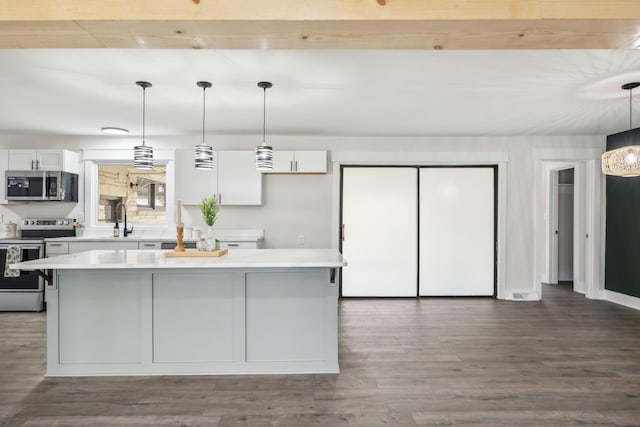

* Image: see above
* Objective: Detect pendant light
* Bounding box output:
[602,82,640,177]
[195,81,214,169]
[134,81,153,170]
[256,81,273,171]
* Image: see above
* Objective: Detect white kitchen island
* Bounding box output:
[11,249,346,377]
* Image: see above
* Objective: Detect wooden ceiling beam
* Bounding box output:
[1,0,640,49]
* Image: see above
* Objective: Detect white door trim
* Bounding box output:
[533,148,603,301]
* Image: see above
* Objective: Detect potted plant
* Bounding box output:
[198,196,219,251]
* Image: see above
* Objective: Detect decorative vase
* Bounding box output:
[197,225,216,251]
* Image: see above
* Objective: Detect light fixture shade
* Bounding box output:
[195,144,214,169]
[134,81,153,170]
[256,144,273,170]
[256,81,274,171]
[194,81,214,170]
[602,145,640,177]
[134,144,153,170]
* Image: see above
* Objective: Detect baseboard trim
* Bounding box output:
[603,290,640,311]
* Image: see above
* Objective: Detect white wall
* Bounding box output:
[0,133,605,297]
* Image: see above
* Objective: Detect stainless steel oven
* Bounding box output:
[0,218,75,312]
[0,240,44,311]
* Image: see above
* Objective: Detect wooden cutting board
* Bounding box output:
[165,248,228,257]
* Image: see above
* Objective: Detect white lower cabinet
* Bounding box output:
[46,242,70,257]
[218,240,262,249]
[68,241,138,253]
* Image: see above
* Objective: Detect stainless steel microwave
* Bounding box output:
[6,171,78,202]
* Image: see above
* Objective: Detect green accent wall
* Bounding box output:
[605,127,640,298]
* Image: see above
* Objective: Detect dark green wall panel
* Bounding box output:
[605,127,640,298]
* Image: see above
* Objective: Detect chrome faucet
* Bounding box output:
[115,202,134,237]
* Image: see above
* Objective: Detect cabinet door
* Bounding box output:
[271,151,294,172]
[217,151,263,205]
[294,151,327,173]
[8,150,37,170]
[37,150,64,171]
[174,149,218,205]
[46,242,70,256]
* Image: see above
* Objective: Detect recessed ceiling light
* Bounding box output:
[101,127,129,135]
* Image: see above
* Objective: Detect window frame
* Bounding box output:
[83,149,175,230]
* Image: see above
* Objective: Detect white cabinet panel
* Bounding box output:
[45,242,69,256]
[419,168,494,296]
[218,241,261,249]
[341,167,418,297]
[68,241,138,253]
[268,150,327,174]
[37,151,64,171]
[58,271,142,364]
[175,149,218,205]
[246,270,328,361]
[8,149,79,173]
[294,151,327,173]
[8,150,37,170]
[217,151,262,205]
[271,150,295,173]
[152,273,236,363]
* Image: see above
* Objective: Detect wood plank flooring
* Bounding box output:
[1,284,640,426]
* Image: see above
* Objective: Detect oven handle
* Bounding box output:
[0,245,43,251]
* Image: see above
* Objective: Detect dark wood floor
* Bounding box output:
[1,284,640,426]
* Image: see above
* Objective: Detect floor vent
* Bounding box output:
[512,292,532,300]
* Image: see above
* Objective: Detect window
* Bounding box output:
[97,164,167,225]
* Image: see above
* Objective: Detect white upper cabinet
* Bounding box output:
[8,149,80,174]
[174,149,218,205]
[294,151,327,173]
[268,150,327,174]
[217,151,263,205]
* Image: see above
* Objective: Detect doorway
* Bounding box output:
[543,162,587,296]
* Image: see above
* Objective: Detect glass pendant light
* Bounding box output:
[134,81,153,170]
[602,82,640,177]
[195,81,214,169]
[256,81,273,171]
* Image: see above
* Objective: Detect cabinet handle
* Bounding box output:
[36,160,40,170]
[290,160,293,171]
[49,243,63,247]
[341,224,345,242]
[294,160,298,172]
[141,243,156,247]
[218,193,222,204]
[31,160,35,170]
[227,243,239,247]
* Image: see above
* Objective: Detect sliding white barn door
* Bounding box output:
[419,168,495,296]
[341,167,418,297]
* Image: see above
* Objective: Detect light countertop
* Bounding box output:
[11,249,346,270]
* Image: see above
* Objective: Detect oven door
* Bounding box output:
[6,171,46,201]
[0,244,44,291]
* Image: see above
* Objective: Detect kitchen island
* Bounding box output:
[11,249,346,377]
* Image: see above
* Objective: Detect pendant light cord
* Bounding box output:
[142,86,146,146]
[630,86,634,130]
[262,85,266,144]
[202,85,207,144]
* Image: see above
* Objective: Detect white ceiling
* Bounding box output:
[1,49,640,138]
